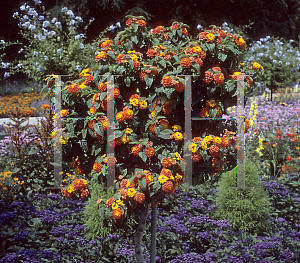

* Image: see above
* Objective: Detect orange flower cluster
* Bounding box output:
[204,66,225,85]
[281,165,295,175]
[68,83,80,94]
[126,17,146,28]
[188,132,235,175]
[93,162,103,173]
[180,57,192,68]
[162,76,176,87]
[116,106,134,123]
[62,178,89,199]
[286,132,298,143]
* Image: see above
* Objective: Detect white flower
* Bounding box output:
[38,15,45,21]
[197,24,202,30]
[89,17,95,22]
[13,12,19,18]
[75,34,84,40]
[20,5,26,11]
[29,24,36,30]
[116,22,121,28]
[33,51,39,56]
[17,63,24,68]
[69,19,76,26]
[42,21,50,27]
[1,62,10,68]
[35,34,46,41]
[79,43,84,49]
[66,10,75,17]
[222,22,228,27]
[4,72,10,78]
[75,16,83,22]
[37,65,44,72]
[108,25,115,31]
[75,65,82,71]
[49,31,56,36]
[33,0,42,4]
[28,8,38,17]
[0,40,5,46]
[18,48,24,53]
[55,22,62,28]
[272,59,277,63]
[52,18,57,23]
[286,62,290,66]
[57,49,63,55]
[61,7,68,13]
[44,56,48,61]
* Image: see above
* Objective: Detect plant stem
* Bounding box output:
[134,202,150,263]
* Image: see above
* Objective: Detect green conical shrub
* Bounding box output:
[211,160,272,236]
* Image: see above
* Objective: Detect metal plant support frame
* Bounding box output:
[50,73,251,262]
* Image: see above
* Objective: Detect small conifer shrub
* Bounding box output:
[211,160,272,236]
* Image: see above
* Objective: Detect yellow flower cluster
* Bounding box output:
[201,136,213,150]
[255,135,264,156]
[158,174,169,184]
[249,98,258,124]
[188,143,198,153]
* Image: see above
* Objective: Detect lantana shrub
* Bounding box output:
[42,15,263,262]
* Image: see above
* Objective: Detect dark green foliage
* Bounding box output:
[83,183,139,240]
[211,160,273,236]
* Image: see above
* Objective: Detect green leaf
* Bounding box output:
[132,36,138,44]
[94,122,104,137]
[95,147,102,156]
[114,130,123,138]
[133,23,139,33]
[107,51,116,60]
[152,180,161,192]
[218,53,227,63]
[144,75,153,87]
[124,77,131,87]
[206,43,215,53]
[82,128,87,139]
[138,178,147,191]
[28,148,39,155]
[165,88,174,99]
[128,59,134,69]
[158,59,166,68]
[209,108,217,118]
[178,159,185,172]
[158,133,171,139]
[139,151,147,163]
